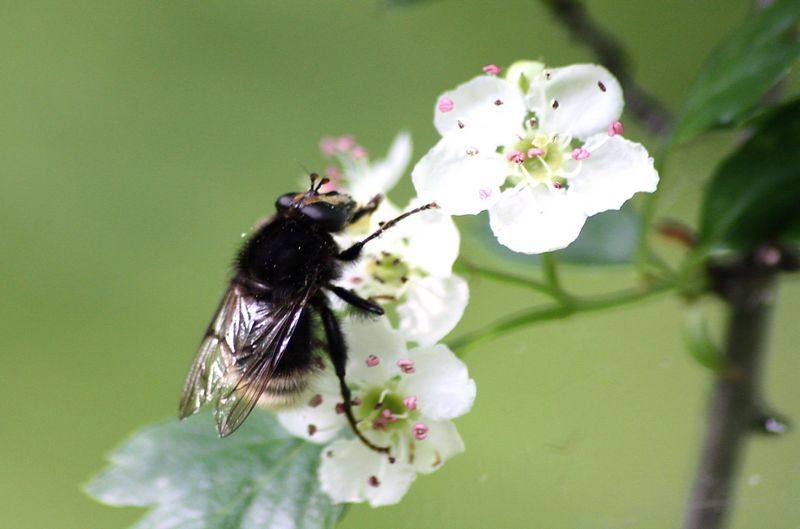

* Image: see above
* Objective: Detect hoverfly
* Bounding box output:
[178,174,435,452]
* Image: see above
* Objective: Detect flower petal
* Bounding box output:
[410,420,466,475]
[412,137,508,215]
[347,131,412,203]
[567,135,659,216]
[488,185,587,254]
[434,76,526,146]
[390,198,461,276]
[527,64,623,140]
[398,344,476,420]
[319,438,417,507]
[343,317,407,388]
[275,371,346,444]
[397,275,469,346]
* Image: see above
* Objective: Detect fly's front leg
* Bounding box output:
[338,201,438,261]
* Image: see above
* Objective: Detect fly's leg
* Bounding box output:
[327,285,384,315]
[313,298,389,454]
[338,202,438,262]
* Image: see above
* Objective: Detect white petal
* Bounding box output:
[434,76,526,146]
[392,198,460,276]
[348,131,412,203]
[566,135,659,217]
[319,438,417,507]
[412,137,508,215]
[397,275,469,346]
[527,64,623,140]
[398,344,476,420]
[276,372,346,444]
[343,317,407,388]
[488,185,588,254]
[410,420,466,475]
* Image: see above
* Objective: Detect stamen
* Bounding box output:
[336,135,354,151]
[598,80,607,92]
[478,188,492,200]
[368,476,380,487]
[571,148,591,161]
[319,137,336,157]
[366,354,380,367]
[308,394,323,407]
[527,147,544,158]
[505,150,525,164]
[608,120,624,136]
[335,402,345,414]
[412,422,429,441]
[482,64,501,75]
[403,395,417,411]
[551,99,559,109]
[324,166,341,180]
[378,388,392,403]
[396,359,416,374]
[437,98,454,112]
[494,99,504,106]
[457,119,465,129]
[351,146,367,159]
[307,424,317,436]
[466,146,479,156]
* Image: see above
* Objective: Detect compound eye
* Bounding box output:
[301,201,349,231]
[275,192,297,211]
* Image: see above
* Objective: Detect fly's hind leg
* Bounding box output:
[313,298,389,454]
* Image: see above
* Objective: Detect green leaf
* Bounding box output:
[561,205,641,265]
[85,411,344,529]
[697,98,800,252]
[671,0,800,144]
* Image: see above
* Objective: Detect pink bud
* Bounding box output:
[403,395,417,410]
[412,422,429,440]
[608,121,624,136]
[482,64,501,75]
[571,147,591,161]
[437,98,454,112]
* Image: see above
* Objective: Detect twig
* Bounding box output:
[540,0,672,136]
[683,247,782,529]
[448,281,673,355]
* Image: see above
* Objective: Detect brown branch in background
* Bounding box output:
[683,246,784,529]
[540,0,672,136]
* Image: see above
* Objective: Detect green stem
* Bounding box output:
[453,259,562,300]
[448,281,674,355]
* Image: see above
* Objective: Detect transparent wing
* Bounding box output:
[213,282,316,437]
[178,286,239,419]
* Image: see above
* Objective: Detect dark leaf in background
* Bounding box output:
[671,0,800,144]
[561,205,641,265]
[475,205,641,266]
[698,98,800,253]
[85,411,343,529]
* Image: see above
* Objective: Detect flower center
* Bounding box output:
[358,384,416,433]
[365,251,412,290]
[503,131,571,189]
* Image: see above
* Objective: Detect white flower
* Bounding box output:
[412,61,659,254]
[318,131,412,204]
[277,318,476,507]
[336,199,468,346]
[318,132,469,345]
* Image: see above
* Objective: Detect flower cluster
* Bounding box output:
[412,61,659,254]
[276,60,659,508]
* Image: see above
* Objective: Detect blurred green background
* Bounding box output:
[2,1,798,528]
